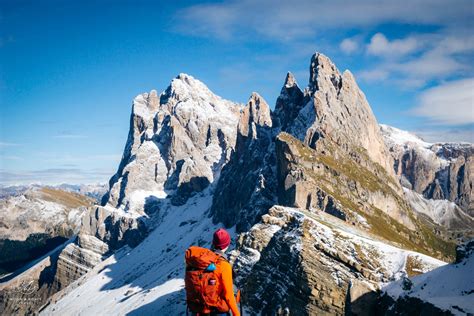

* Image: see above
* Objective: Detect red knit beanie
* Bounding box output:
[212,228,231,250]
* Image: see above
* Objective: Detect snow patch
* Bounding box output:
[383,253,474,315]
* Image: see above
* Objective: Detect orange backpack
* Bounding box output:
[185,246,229,314]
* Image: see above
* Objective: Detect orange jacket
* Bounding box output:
[215,257,240,316]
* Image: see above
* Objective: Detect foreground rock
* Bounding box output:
[231,206,446,315]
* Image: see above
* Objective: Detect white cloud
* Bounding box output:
[357,69,389,81]
[411,78,474,125]
[176,0,473,41]
[395,50,464,79]
[367,33,419,57]
[413,128,474,143]
[359,32,473,87]
[340,38,359,54]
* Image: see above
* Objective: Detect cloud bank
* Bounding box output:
[177,0,473,41]
[411,78,474,125]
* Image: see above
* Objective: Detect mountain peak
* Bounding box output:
[247,92,272,126]
[155,73,229,108]
[284,72,298,88]
[238,92,272,138]
[309,52,342,93]
[273,71,306,131]
[169,73,211,94]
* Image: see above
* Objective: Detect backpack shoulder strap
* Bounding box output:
[213,250,228,262]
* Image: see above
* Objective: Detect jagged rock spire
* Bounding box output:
[309,52,342,95]
[273,52,399,183]
[238,92,272,138]
[284,71,297,88]
[273,72,306,131]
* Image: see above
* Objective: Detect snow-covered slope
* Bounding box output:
[383,241,474,315]
[40,187,235,315]
[42,202,448,315]
[380,124,433,149]
[404,187,474,232]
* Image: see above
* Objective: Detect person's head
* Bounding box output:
[212,228,231,251]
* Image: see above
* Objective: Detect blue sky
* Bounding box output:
[1,0,473,185]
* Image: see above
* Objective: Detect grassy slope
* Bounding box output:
[39,187,95,208]
[278,132,455,261]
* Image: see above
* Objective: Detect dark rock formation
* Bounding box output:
[211,93,276,232]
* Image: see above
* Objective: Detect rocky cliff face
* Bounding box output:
[102,74,241,210]
[0,188,94,277]
[381,124,474,216]
[0,187,93,242]
[276,54,398,184]
[404,188,474,237]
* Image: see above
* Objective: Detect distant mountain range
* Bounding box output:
[0,183,107,201]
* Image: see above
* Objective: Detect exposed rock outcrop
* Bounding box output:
[231,206,445,315]
[273,72,307,131]
[275,132,456,260]
[0,187,93,242]
[0,187,94,278]
[403,188,474,237]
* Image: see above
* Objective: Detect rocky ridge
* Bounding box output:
[211,92,277,231]
[230,206,446,315]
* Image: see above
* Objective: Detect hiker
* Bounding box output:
[185,228,241,316]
